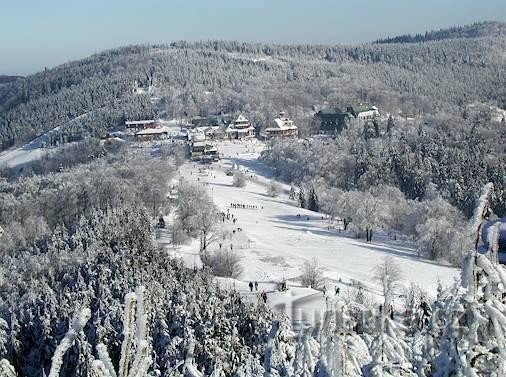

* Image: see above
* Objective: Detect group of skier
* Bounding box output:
[230,202,259,210]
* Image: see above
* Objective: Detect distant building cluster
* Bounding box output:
[116,105,379,161]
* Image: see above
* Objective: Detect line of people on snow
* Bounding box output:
[230,203,260,210]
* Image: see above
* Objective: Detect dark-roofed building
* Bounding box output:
[190,115,233,129]
[346,105,379,120]
[314,108,352,135]
[125,119,157,131]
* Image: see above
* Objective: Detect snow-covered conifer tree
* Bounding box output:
[315,300,371,377]
[264,314,296,376]
[48,308,91,377]
[365,258,414,376]
[292,326,320,377]
[430,183,506,376]
[92,286,152,377]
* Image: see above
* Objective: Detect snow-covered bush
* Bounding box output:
[200,249,243,278]
[266,180,282,197]
[300,257,324,290]
[232,170,247,187]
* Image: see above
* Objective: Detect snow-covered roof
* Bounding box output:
[126,120,155,125]
[235,114,249,123]
[192,141,205,147]
[265,117,297,131]
[135,127,169,135]
[237,127,255,133]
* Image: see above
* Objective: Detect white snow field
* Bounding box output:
[0,126,62,168]
[0,112,93,168]
[161,140,459,327]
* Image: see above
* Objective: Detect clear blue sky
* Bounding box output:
[1,0,504,75]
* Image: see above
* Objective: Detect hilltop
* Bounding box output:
[0,22,505,151]
[0,75,23,85]
[374,20,506,44]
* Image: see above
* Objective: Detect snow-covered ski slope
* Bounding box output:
[0,126,62,168]
[176,140,459,311]
[0,112,91,168]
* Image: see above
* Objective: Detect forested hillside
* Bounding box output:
[374,20,506,44]
[0,22,505,151]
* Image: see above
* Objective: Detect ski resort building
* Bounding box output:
[190,115,232,129]
[190,141,220,161]
[264,112,298,138]
[204,126,226,140]
[134,127,169,140]
[190,141,205,158]
[125,119,157,131]
[226,115,256,140]
[346,105,379,120]
[203,144,220,161]
[187,129,206,142]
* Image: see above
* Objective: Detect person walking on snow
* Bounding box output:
[254,281,258,291]
[260,291,267,303]
[249,282,253,292]
[322,285,327,296]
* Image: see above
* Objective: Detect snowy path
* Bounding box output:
[171,140,459,325]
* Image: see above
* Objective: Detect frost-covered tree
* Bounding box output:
[365,257,414,376]
[298,187,307,209]
[307,186,320,212]
[200,249,243,278]
[92,287,152,377]
[232,171,247,188]
[267,180,282,198]
[264,314,296,376]
[429,183,506,376]
[300,258,324,290]
[48,308,91,377]
[174,180,219,250]
[288,186,297,201]
[315,301,371,377]
[292,327,320,377]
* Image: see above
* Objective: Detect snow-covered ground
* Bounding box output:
[0,112,93,168]
[159,139,459,327]
[0,126,63,168]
